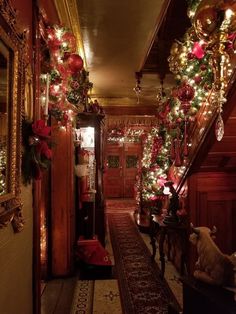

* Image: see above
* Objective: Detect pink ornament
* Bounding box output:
[192,42,205,59]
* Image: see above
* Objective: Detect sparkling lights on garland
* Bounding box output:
[40,25,103,125]
[136,127,171,203]
[106,127,144,143]
[137,0,236,204]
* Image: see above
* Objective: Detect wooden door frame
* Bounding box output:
[32,3,60,313]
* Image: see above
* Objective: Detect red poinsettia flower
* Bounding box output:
[36,140,52,159]
[32,120,51,138]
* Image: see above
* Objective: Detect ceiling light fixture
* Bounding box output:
[133,71,142,104]
[156,76,166,103]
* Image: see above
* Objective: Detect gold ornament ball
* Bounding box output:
[170,42,180,55]
[193,0,220,40]
[189,107,198,116]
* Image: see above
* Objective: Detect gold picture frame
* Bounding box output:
[0,0,25,232]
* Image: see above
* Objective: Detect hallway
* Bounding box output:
[41,199,182,314]
[1,1,236,313]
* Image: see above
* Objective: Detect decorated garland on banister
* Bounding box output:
[137,0,236,205]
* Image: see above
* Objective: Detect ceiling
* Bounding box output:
[74,0,190,108]
[49,0,236,171]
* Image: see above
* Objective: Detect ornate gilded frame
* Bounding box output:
[0,0,25,232]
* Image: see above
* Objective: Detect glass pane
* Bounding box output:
[126,155,138,168]
[107,155,119,168]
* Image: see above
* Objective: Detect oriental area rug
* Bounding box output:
[108,212,181,314]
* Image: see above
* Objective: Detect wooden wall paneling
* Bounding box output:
[103,106,157,116]
[187,175,199,273]
[31,2,59,312]
[198,192,208,227]
[32,3,43,313]
[187,172,236,274]
[232,200,236,252]
[51,123,75,276]
[206,200,233,254]
[188,174,198,224]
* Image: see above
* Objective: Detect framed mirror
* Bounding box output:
[0,0,25,231]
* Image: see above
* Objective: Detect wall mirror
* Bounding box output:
[0,0,25,232]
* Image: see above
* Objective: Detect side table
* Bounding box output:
[150,214,188,278]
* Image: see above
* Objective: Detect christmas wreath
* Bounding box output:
[21,119,52,184]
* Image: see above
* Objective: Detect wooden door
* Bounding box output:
[104,143,123,197]
[123,143,142,198]
[104,142,142,198]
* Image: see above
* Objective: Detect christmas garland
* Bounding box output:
[138,0,236,203]
[41,25,103,125]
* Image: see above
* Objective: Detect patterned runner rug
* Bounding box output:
[106,199,137,214]
[108,213,181,314]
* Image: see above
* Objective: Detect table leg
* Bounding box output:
[180,229,188,275]
[159,229,166,279]
[150,219,158,260]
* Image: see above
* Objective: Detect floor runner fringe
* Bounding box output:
[70,279,122,314]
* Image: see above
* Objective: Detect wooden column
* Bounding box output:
[51,121,75,276]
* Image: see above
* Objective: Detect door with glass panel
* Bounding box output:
[104,143,141,198]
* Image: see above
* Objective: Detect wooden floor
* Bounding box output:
[41,277,76,314]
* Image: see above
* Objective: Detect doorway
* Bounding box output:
[104,142,142,198]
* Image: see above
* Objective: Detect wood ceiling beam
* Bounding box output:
[140,0,190,78]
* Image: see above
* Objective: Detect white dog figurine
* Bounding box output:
[190,224,236,287]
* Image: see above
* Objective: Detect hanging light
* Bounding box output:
[156,76,166,103]
[133,71,142,104]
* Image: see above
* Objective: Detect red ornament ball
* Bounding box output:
[67,54,84,74]
[177,83,195,103]
[187,52,195,60]
[194,75,202,84]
